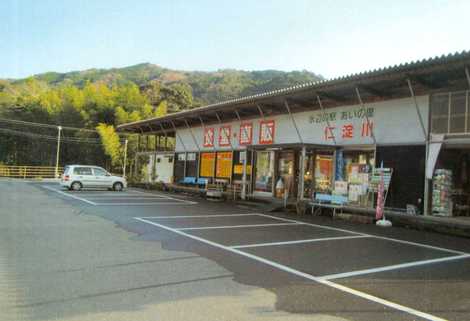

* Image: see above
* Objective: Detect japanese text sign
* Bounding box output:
[259,120,275,144]
[239,122,253,145]
[218,126,231,147]
[203,128,214,147]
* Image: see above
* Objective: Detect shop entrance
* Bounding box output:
[302,149,335,199]
[277,150,297,199]
[314,152,334,193]
[253,151,275,197]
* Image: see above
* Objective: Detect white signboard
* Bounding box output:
[174,96,429,152]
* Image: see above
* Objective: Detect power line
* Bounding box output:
[0,127,103,145]
[0,117,132,137]
[0,117,97,133]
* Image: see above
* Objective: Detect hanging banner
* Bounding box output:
[203,128,214,147]
[216,152,233,178]
[239,122,253,145]
[200,152,215,177]
[259,120,275,144]
[376,170,385,220]
[335,149,344,181]
[218,126,231,147]
[426,134,444,179]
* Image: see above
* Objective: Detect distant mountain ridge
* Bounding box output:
[5,63,324,106]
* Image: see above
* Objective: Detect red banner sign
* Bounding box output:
[259,120,275,145]
[203,128,214,147]
[239,122,253,145]
[218,126,231,147]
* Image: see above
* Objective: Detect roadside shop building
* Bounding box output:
[118,51,470,217]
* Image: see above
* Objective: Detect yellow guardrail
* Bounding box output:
[0,165,64,179]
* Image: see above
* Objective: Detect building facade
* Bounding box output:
[119,51,470,217]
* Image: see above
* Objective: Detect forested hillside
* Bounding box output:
[0,63,322,170]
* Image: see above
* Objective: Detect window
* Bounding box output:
[431,91,469,134]
[187,153,196,161]
[431,93,449,134]
[200,152,216,177]
[74,167,93,175]
[93,168,107,176]
[450,92,466,133]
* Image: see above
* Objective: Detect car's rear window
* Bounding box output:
[73,167,93,175]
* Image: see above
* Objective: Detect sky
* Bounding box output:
[1,0,469,80]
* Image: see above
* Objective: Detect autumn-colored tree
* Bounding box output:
[96,123,123,169]
[154,100,168,117]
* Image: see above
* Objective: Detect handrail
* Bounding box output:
[0,165,64,179]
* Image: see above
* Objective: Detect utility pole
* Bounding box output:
[123,139,128,178]
[55,126,62,179]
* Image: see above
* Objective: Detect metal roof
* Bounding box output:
[117,50,470,135]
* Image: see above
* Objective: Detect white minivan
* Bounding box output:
[61,165,127,191]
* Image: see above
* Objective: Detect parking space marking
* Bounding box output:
[42,185,97,205]
[371,236,468,256]
[257,213,468,256]
[82,193,168,199]
[140,214,260,219]
[318,254,470,280]
[84,196,169,199]
[130,189,194,202]
[42,185,198,206]
[230,235,372,249]
[177,222,300,231]
[95,202,195,206]
[135,217,447,321]
[255,213,367,236]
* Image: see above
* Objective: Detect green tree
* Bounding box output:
[154,100,168,117]
[96,123,123,168]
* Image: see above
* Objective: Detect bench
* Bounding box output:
[309,193,348,217]
[179,177,197,185]
[196,178,208,188]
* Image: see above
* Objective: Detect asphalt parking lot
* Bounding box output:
[42,184,197,206]
[2,181,470,321]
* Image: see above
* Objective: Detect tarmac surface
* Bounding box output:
[1,179,470,321]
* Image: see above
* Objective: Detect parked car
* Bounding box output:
[60,165,127,191]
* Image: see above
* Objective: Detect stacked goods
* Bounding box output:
[432,169,453,216]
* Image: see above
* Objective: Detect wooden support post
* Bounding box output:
[407,79,430,216]
[284,99,304,144]
[316,95,337,145]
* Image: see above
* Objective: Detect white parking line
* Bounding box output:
[95,202,196,206]
[177,222,300,231]
[230,235,372,249]
[255,213,367,236]
[140,213,260,219]
[135,217,448,321]
[42,186,197,206]
[85,197,171,200]
[256,213,468,256]
[318,254,470,280]
[42,186,97,205]
[371,236,468,256]
[130,189,193,202]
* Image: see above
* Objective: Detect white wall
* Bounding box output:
[175,95,429,152]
